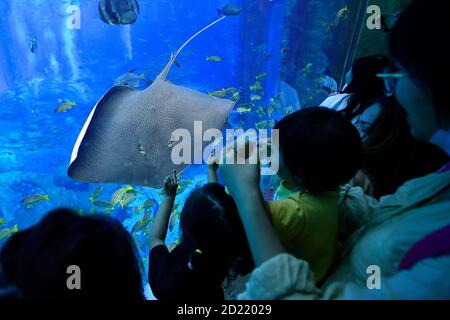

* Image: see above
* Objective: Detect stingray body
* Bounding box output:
[68,17,235,188]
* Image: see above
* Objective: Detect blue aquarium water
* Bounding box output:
[0,0,364,284]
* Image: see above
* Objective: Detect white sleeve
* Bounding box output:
[238,254,450,300]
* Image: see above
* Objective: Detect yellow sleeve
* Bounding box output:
[266,199,306,243]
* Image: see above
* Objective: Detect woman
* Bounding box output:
[322,55,448,198]
[219,0,450,299]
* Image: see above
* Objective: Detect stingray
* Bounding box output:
[68,16,235,188]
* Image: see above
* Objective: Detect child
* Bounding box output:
[266,107,362,283]
[0,208,144,300]
[148,170,252,301]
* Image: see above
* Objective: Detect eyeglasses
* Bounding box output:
[376,68,408,97]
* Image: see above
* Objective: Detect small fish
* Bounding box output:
[217,3,242,16]
[114,69,153,89]
[255,120,276,130]
[208,89,228,98]
[92,200,113,208]
[131,211,153,234]
[111,185,133,206]
[0,217,6,226]
[119,192,136,209]
[255,72,268,80]
[251,94,262,102]
[0,225,19,240]
[235,106,252,114]
[140,198,155,211]
[231,91,240,102]
[55,101,76,113]
[177,179,193,194]
[285,106,295,115]
[250,81,263,91]
[89,186,103,203]
[302,63,314,75]
[30,37,36,53]
[173,60,181,68]
[21,194,50,208]
[327,6,350,32]
[206,55,223,62]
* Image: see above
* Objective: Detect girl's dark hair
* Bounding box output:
[390,0,450,125]
[0,208,144,300]
[341,55,391,120]
[275,107,363,192]
[180,183,253,281]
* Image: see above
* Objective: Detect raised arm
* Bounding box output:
[219,140,285,266]
[150,170,178,249]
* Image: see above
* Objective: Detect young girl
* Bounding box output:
[148,170,252,301]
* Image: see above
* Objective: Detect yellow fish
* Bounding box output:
[251,94,262,102]
[131,211,153,234]
[21,194,49,208]
[119,192,136,209]
[208,89,228,98]
[89,186,103,203]
[0,217,6,226]
[327,6,350,32]
[250,81,263,91]
[302,63,314,75]
[235,106,252,114]
[256,72,268,80]
[55,101,76,113]
[206,55,223,62]
[111,185,134,206]
[0,225,19,240]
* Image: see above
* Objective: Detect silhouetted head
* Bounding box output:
[274,107,363,192]
[390,0,450,140]
[342,55,391,119]
[0,208,144,300]
[180,183,253,280]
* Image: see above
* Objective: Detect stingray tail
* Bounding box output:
[156,16,227,82]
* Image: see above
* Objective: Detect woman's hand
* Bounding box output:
[161,169,178,199]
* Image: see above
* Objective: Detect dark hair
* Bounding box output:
[0,208,144,300]
[274,107,363,192]
[341,55,391,120]
[180,183,253,280]
[358,96,448,198]
[390,0,450,125]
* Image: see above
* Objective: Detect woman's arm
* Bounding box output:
[150,170,178,250]
[219,140,285,266]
